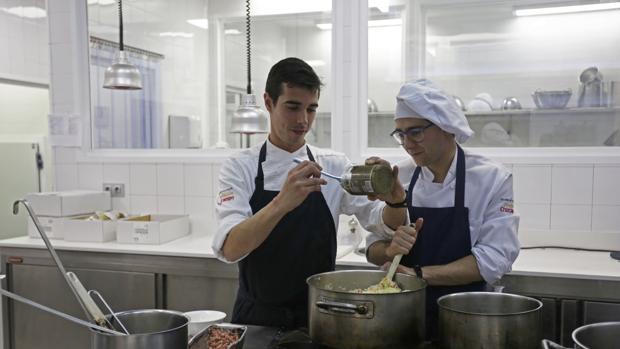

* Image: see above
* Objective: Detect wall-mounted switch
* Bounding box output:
[102,183,125,198]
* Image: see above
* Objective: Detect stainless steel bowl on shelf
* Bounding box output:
[532,89,572,109]
[501,97,522,110]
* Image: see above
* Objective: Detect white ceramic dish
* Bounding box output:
[184,310,226,337]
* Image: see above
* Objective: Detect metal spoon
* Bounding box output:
[89,290,130,335]
[292,158,342,181]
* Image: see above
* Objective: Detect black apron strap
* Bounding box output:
[233,143,336,329]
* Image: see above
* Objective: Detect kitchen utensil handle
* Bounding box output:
[386,254,403,281]
[12,199,94,323]
[541,339,569,349]
[89,290,130,335]
[66,272,108,327]
[316,300,368,315]
[0,286,124,335]
[292,158,342,181]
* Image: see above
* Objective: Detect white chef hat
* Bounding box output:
[395,79,474,143]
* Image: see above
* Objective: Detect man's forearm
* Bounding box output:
[421,254,483,286]
[366,240,392,266]
[221,197,289,261]
[382,205,407,230]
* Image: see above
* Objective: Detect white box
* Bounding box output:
[27,216,70,239]
[25,190,111,217]
[117,215,189,244]
[63,215,117,242]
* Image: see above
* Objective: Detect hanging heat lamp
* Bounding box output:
[230,0,269,147]
[103,0,142,90]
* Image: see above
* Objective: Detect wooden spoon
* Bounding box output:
[385,253,403,283]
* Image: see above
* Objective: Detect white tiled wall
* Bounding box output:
[52,149,620,238]
[54,149,218,235]
[513,163,620,233]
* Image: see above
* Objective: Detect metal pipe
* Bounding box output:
[0,287,124,335]
[12,199,97,325]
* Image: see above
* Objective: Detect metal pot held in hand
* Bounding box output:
[542,321,620,349]
[91,309,188,349]
[438,292,542,349]
[307,270,426,349]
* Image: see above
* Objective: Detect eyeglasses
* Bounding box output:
[390,123,435,145]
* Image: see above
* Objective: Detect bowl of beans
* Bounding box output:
[188,323,247,349]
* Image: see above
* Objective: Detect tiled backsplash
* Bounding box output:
[514,164,620,232]
[53,148,220,235]
[53,147,620,238]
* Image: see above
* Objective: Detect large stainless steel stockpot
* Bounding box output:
[438,292,542,349]
[542,321,620,349]
[307,270,426,349]
[91,309,188,349]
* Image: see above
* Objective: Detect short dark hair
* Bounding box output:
[265,57,323,104]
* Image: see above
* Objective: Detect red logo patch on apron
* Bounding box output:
[217,187,234,205]
[499,198,514,214]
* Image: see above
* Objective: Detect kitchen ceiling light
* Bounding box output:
[230,0,269,147]
[103,0,142,90]
[514,2,620,16]
[159,32,194,38]
[1,6,46,19]
[187,18,208,29]
[225,29,242,35]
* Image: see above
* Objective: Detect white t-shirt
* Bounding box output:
[213,140,395,263]
[367,146,520,285]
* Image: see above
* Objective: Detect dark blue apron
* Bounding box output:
[402,145,485,340]
[231,142,337,329]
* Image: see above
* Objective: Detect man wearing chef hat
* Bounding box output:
[213,57,408,329]
[366,79,520,340]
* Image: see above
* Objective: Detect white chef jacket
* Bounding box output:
[366,147,520,285]
[213,140,395,263]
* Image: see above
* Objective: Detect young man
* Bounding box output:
[366,79,520,339]
[213,57,407,329]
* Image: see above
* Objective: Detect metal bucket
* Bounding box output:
[307,270,426,349]
[438,292,542,349]
[91,309,189,349]
[542,321,620,349]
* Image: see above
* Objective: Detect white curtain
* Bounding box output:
[89,42,163,148]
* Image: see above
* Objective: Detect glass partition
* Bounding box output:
[368,0,620,148]
[87,0,332,149]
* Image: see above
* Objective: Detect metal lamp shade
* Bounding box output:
[230,94,269,134]
[103,51,143,90]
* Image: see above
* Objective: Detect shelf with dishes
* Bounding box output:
[465,106,620,117]
[367,107,620,118]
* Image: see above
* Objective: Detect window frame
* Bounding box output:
[68,0,620,166]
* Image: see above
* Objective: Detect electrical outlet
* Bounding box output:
[102,183,125,198]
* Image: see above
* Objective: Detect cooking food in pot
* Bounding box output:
[352,276,401,293]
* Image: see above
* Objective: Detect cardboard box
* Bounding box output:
[117,215,189,244]
[27,216,70,239]
[25,190,111,217]
[63,215,117,242]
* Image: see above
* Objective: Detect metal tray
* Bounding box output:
[188,323,247,349]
